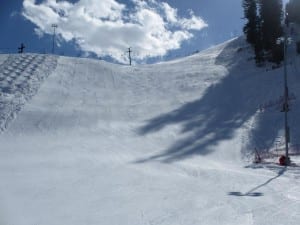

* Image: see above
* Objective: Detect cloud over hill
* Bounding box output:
[22,0,208,63]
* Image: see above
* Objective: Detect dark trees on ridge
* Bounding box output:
[243,0,284,65]
[259,0,283,51]
[287,0,300,55]
[286,0,300,24]
[243,0,258,45]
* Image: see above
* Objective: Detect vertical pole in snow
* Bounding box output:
[18,43,25,53]
[127,47,132,66]
[283,33,290,165]
[52,24,58,54]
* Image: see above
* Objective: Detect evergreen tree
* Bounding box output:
[242,0,264,65]
[272,42,284,65]
[254,16,264,65]
[286,0,300,24]
[259,0,283,51]
[242,0,258,45]
[242,0,284,64]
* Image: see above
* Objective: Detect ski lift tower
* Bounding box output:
[277,14,292,165]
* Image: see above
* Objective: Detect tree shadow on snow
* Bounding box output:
[242,68,300,158]
[136,37,291,163]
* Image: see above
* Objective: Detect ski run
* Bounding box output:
[0,37,300,225]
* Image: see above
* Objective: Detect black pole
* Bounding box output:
[18,43,25,53]
[52,24,58,54]
[127,47,132,65]
[283,32,290,165]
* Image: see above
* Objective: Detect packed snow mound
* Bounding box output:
[0,54,57,131]
[0,37,300,225]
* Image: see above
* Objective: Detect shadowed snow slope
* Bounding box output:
[0,37,300,225]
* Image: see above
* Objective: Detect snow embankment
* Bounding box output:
[0,54,57,132]
[0,37,300,225]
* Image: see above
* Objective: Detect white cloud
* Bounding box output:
[10,11,19,18]
[34,28,45,38]
[161,2,178,23]
[22,0,208,63]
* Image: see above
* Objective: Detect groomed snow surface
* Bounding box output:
[0,37,300,225]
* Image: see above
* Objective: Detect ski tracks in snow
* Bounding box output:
[0,54,58,132]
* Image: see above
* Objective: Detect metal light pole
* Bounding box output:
[127,47,132,65]
[283,33,290,165]
[52,24,58,54]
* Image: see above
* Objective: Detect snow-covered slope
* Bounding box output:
[0,54,57,131]
[0,37,300,225]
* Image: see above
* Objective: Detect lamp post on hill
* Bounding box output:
[283,33,290,166]
[18,43,25,53]
[127,47,132,65]
[277,27,292,166]
[52,24,58,54]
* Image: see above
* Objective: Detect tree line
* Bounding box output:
[286,0,300,25]
[243,0,284,66]
[286,0,300,54]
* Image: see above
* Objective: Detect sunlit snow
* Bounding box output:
[0,37,300,225]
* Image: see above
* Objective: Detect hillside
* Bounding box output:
[0,37,299,225]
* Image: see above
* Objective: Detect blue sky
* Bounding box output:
[1,0,244,64]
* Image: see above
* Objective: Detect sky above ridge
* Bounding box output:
[1,0,244,64]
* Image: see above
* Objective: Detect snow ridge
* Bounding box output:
[0,54,58,132]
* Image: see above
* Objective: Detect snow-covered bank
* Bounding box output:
[0,37,299,225]
[0,54,57,132]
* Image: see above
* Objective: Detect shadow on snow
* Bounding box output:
[228,166,286,197]
[136,38,292,163]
